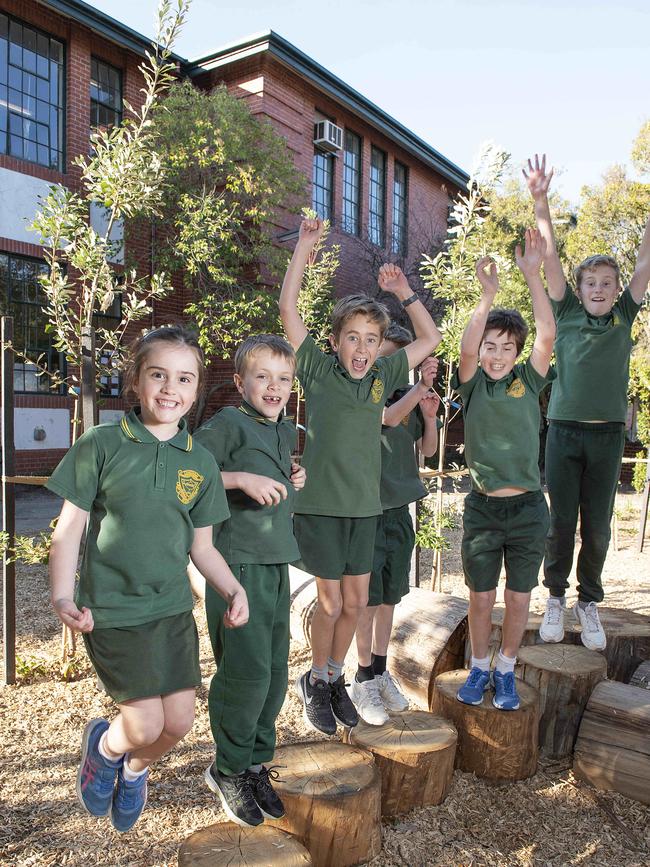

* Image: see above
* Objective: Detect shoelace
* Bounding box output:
[310,681,332,707]
[252,765,285,793]
[498,672,517,695]
[546,603,562,625]
[583,602,602,633]
[231,774,260,809]
[380,671,404,698]
[364,679,384,707]
[466,667,487,687]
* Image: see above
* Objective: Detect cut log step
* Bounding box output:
[574,679,650,805]
[629,660,650,689]
[517,644,607,757]
[178,822,312,866]
[430,669,539,781]
[268,741,381,867]
[342,710,457,816]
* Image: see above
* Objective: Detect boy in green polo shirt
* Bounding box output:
[194,334,304,828]
[280,217,441,735]
[524,154,650,650]
[454,229,555,711]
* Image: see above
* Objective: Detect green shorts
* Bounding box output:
[294,514,378,580]
[83,610,201,703]
[461,489,549,593]
[369,505,414,606]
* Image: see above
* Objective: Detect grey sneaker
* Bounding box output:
[573,601,606,651]
[375,670,409,712]
[539,597,565,643]
[349,677,389,726]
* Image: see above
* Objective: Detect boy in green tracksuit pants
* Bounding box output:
[525,154,650,650]
[194,334,305,828]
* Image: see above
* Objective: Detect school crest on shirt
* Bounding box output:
[506,378,526,398]
[176,469,204,504]
[371,379,385,404]
[612,313,621,328]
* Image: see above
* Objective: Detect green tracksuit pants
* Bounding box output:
[205,562,290,776]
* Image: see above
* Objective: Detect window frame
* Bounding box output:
[342,129,362,236]
[90,55,122,130]
[391,160,409,256]
[368,145,387,248]
[312,148,335,222]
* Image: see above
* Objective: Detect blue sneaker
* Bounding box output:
[456,667,491,705]
[76,718,121,817]
[111,765,149,832]
[492,670,520,710]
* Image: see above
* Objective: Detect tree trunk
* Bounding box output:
[268,741,381,867]
[343,709,457,816]
[178,822,312,866]
[430,669,539,781]
[517,644,607,757]
[574,680,650,805]
[629,660,650,689]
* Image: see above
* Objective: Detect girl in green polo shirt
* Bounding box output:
[47,326,248,832]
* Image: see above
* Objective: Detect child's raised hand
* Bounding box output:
[223,587,249,629]
[298,218,324,251]
[419,356,439,389]
[523,153,554,200]
[515,227,547,277]
[290,461,306,492]
[378,263,411,298]
[476,256,499,297]
[53,599,94,633]
[238,472,288,506]
[419,389,441,418]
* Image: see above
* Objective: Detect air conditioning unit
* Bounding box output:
[313,120,343,153]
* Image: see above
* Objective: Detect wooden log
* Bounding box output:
[430,669,539,781]
[481,605,650,683]
[574,680,650,805]
[342,710,457,816]
[516,644,607,757]
[268,741,381,867]
[178,822,312,866]
[629,660,650,689]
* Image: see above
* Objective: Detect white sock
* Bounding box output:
[496,649,516,675]
[471,655,490,672]
[98,732,122,765]
[122,755,148,781]
[248,764,263,774]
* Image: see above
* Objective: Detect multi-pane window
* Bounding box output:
[90,57,122,129]
[0,13,64,170]
[0,253,64,392]
[312,150,334,221]
[392,161,408,255]
[342,131,361,235]
[368,146,386,247]
[93,292,122,397]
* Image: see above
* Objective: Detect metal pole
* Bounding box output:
[1,316,16,685]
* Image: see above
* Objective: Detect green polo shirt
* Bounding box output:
[195,402,301,565]
[380,387,428,510]
[452,359,552,494]
[548,284,641,423]
[295,333,409,518]
[45,409,229,629]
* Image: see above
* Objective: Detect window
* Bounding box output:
[312,150,334,221]
[392,161,408,255]
[90,57,122,129]
[93,291,122,397]
[0,253,65,392]
[368,146,386,247]
[342,131,361,235]
[0,13,64,170]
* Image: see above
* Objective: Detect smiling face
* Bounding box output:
[479,328,519,380]
[329,313,383,379]
[234,347,294,421]
[577,264,619,316]
[133,341,200,437]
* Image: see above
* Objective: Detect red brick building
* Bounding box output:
[0,3,468,474]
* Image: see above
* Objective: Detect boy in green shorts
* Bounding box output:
[454,229,555,711]
[194,334,305,827]
[280,217,441,735]
[524,154,650,650]
[350,325,441,724]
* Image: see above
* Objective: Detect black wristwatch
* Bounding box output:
[401,293,419,307]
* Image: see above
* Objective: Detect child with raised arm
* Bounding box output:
[454,230,555,711]
[194,334,305,828]
[47,326,248,832]
[350,327,441,724]
[280,218,441,735]
[525,154,650,650]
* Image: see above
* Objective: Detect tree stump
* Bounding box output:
[342,710,457,817]
[483,606,650,682]
[178,822,312,866]
[268,741,381,867]
[430,670,539,781]
[517,644,607,757]
[629,660,650,689]
[574,680,650,805]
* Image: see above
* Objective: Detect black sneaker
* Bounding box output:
[295,670,336,735]
[330,675,359,728]
[204,762,263,827]
[247,765,286,819]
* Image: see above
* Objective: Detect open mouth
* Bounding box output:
[263,396,281,405]
[156,399,179,408]
[351,357,368,373]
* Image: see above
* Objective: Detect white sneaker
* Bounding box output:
[375,670,409,712]
[539,598,565,643]
[349,677,389,726]
[573,601,606,651]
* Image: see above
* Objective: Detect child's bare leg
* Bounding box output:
[330,572,370,665]
[467,588,497,659]
[372,604,395,657]
[311,577,343,671]
[501,589,532,657]
[355,604,377,667]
